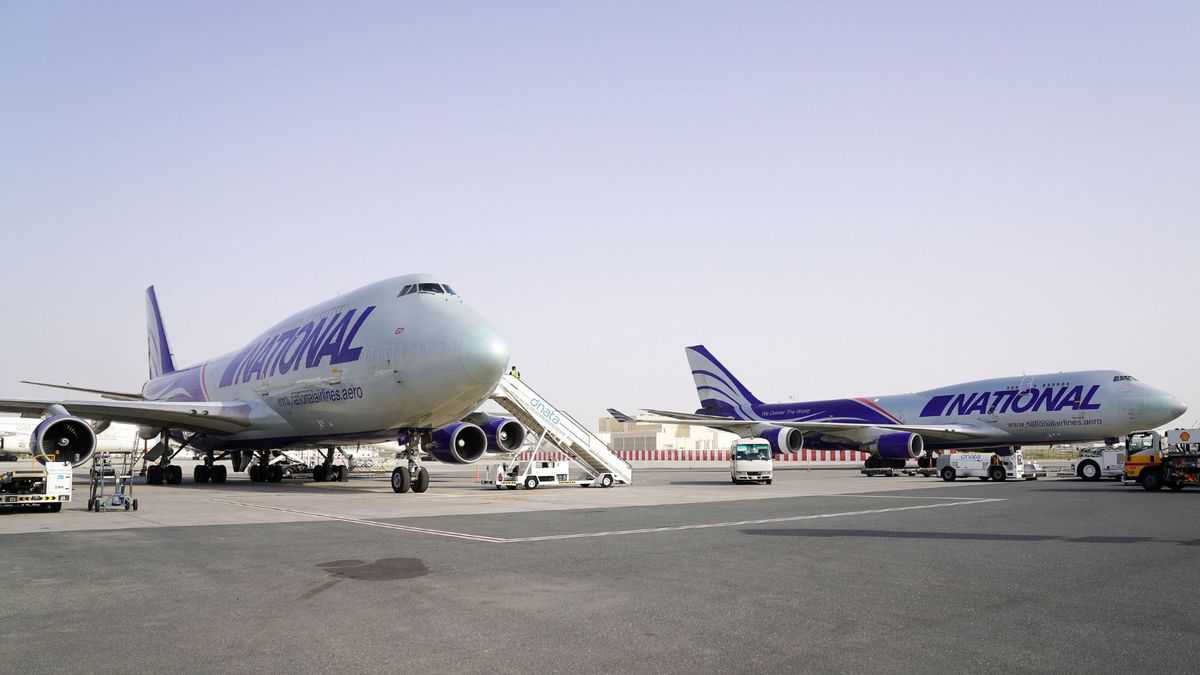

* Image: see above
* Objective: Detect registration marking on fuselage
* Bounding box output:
[214,495,1005,544]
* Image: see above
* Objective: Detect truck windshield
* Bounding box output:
[733,444,770,461]
[1127,434,1157,455]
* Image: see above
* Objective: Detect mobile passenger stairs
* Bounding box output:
[485,374,633,490]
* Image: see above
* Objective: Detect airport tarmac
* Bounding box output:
[3,467,1199,674]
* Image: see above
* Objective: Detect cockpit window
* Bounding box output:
[1113,375,1137,382]
[441,284,457,295]
[398,284,416,297]
[418,283,444,294]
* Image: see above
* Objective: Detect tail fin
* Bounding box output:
[145,286,176,379]
[606,408,635,423]
[685,345,762,417]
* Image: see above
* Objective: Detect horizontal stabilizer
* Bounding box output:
[20,380,144,401]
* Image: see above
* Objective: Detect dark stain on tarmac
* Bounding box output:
[300,558,430,599]
[317,557,430,580]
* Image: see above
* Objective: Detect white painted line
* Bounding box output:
[211,498,507,543]
[215,495,1005,545]
[504,498,1007,543]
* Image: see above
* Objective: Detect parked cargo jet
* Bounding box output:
[0,275,525,492]
[627,345,1187,468]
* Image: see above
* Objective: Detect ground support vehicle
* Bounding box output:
[88,451,138,512]
[482,458,616,489]
[1123,429,1200,492]
[1062,446,1125,481]
[938,450,1043,482]
[0,459,71,512]
[730,437,773,485]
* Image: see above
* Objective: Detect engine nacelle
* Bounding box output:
[463,413,526,453]
[31,415,97,467]
[751,425,804,455]
[427,422,488,464]
[869,432,924,460]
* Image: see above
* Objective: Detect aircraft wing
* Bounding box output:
[638,408,991,441]
[0,399,252,434]
[19,380,144,401]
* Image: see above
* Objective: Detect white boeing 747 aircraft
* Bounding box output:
[623,345,1187,468]
[1,275,525,493]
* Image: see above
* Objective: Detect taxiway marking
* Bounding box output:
[214,495,1005,544]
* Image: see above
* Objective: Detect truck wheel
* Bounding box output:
[1141,470,1163,492]
[1078,461,1101,482]
[1168,481,1184,492]
[48,502,62,513]
[941,467,956,482]
[524,476,539,490]
[601,474,614,488]
[765,478,773,485]
[989,466,1006,482]
[132,499,139,511]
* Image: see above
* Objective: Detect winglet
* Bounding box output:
[145,286,177,379]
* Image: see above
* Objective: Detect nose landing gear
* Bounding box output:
[391,433,431,494]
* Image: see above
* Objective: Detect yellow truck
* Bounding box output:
[1123,429,1200,491]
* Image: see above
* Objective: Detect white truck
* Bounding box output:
[0,458,72,512]
[1066,446,1126,481]
[482,459,617,489]
[937,450,1043,482]
[731,437,773,485]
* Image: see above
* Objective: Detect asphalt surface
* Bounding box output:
[2,470,1198,674]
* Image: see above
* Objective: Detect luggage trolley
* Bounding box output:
[88,450,139,512]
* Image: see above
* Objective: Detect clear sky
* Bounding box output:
[1,2,1197,427]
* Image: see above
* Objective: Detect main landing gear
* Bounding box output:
[312,447,348,482]
[391,435,431,494]
[146,429,192,485]
[248,450,282,483]
[193,450,228,484]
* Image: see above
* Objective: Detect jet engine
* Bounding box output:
[464,413,526,453]
[30,415,98,467]
[427,422,488,464]
[751,425,804,455]
[867,432,924,460]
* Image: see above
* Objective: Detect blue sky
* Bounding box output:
[1,2,1197,424]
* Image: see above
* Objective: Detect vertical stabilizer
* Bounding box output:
[685,345,762,418]
[145,286,176,379]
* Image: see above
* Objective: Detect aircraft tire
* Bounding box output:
[336,466,349,482]
[413,467,430,493]
[390,467,410,493]
[1168,481,1183,492]
[194,465,210,484]
[211,465,227,483]
[167,465,183,485]
[147,465,163,485]
[268,465,283,483]
[312,466,326,482]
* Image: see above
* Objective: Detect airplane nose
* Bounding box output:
[459,324,510,386]
[1169,397,1188,420]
